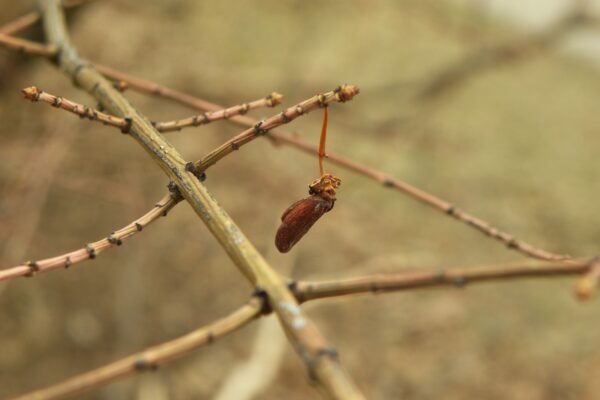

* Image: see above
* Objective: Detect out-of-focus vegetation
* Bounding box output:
[1,1,600,399]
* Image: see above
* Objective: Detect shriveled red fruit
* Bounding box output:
[275,195,334,253]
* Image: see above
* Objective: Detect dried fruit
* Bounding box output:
[275,106,341,252]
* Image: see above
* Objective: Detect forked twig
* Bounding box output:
[194,85,359,173]
[20,86,283,134]
[0,88,354,283]
[11,53,569,261]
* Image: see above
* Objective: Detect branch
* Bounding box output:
[0,192,180,282]
[152,92,283,133]
[195,85,359,173]
[0,88,352,283]
[12,298,263,400]
[38,1,364,398]
[0,33,57,56]
[0,12,40,35]
[91,65,568,262]
[293,258,594,302]
[2,2,566,274]
[21,86,283,135]
[21,86,132,132]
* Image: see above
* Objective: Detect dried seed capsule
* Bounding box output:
[275,195,334,253]
[275,104,342,253]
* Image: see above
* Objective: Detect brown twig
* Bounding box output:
[0,12,40,35]
[12,297,263,400]
[294,258,594,302]
[91,64,568,262]
[195,85,359,173]
[21,86,283,135]
[0,192,181,282]
[21,86,131,131]
[152,92,283,133]
[0,33,57,56]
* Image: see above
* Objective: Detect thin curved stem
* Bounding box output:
[318,106,328,176]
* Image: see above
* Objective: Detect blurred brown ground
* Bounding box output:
[1,1,600,399]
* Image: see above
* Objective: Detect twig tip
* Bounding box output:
[267,92,284,107]
[21,86,40,101]
[335,84,360,102]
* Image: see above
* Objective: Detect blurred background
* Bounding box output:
[2,0,600,399]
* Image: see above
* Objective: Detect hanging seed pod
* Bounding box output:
[275,174,341,252]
